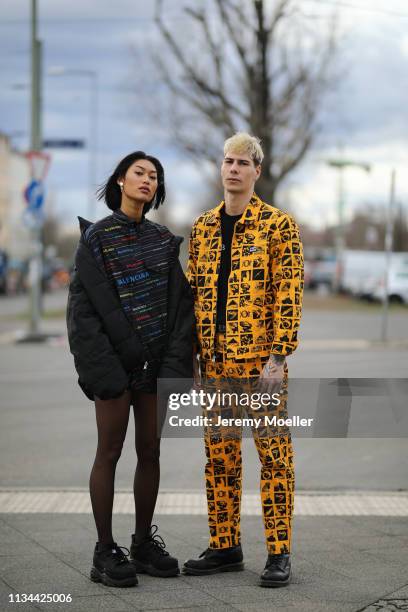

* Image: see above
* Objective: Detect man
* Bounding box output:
[184,132,304,587]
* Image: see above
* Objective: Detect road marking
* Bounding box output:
[0,490,407,515]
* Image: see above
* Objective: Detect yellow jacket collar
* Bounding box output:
[206,193,262,225]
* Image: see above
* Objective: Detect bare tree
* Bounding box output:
[154,0,338,202]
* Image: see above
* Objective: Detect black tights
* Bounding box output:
[89,390,163,546]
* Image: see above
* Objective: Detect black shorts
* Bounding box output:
[129,361,159,394]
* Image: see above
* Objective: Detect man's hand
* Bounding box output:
[258,354,285,397]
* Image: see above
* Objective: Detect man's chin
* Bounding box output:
[224,184,244,194]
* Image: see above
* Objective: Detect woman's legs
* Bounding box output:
[89,390,131,545]
[129,391,179,576]
[132,391,162,539]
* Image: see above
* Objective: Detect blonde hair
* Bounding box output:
[223,132,264,166]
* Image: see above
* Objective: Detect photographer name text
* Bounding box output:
[168,415,314,428]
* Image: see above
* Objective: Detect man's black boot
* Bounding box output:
[259,553,291,587]
[183,545,244,575]
[90,542,138,588]
[130,525,179,577]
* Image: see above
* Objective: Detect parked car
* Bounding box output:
[306,253,336,289]
[342,251,408,304]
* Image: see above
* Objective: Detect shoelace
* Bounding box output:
[266,553,287,568]
[146,525,169,557]
[107,545,130,565]
[199,548,210,559]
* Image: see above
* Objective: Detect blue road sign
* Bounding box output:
[24,180,44,211]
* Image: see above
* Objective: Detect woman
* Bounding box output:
[67,151,193,588]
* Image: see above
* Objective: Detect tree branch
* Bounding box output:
[155,0,248,128]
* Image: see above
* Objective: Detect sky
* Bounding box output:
[1,0,408,231]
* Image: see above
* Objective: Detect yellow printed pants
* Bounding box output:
[201,333,295,554]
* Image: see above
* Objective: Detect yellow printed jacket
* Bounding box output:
[186,193,304,361]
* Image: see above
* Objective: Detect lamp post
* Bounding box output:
[381,169,396,343]
[327,159,371,292]
[10,2,49,342]
[48,67,98,220]
[28,0,43,338]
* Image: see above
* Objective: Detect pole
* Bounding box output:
[29,0,43,337]
[334,167,345,292]
[327,159,371,293]
[381,169,396,343]
[31,3,40,151]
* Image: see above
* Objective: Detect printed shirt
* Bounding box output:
[85,209,175,351]
[186,193,304,361]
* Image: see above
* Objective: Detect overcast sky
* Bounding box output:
[1,0,408,230]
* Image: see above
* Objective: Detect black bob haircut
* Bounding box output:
[96,151,166,214]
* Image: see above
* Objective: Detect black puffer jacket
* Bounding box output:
[66,215,194,401]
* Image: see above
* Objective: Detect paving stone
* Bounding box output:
[36,593,136,612]
[118,587,221,609]
[0,519,30,545]
[359,599,408,611]
[211,585,310,606]
[180,570,258,591]
[147,607,237,612]
[130,574,191,592]
[1,573,104,598]
[384,585,408,599]
[233,602,358,612]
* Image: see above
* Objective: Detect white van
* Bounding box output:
[342,251,408,303]
[370,255,408,304]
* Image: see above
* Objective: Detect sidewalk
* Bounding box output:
[1,492,408,612]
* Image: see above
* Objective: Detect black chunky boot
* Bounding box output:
[183,544,244,575]
[130,525,179,577]
[259,553,291,587]
[90,542,138,588]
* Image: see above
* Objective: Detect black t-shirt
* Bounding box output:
[216,207,242,327]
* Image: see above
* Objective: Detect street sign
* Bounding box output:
[42,139,85,149]
[24,179,44,211]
